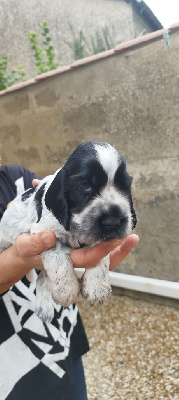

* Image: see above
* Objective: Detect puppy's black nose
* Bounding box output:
[101,215,123,229]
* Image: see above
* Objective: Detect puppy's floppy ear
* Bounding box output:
[131,204,137,229]
[45,169,70,230]
[129,193,137,230]
[125,172,137,230]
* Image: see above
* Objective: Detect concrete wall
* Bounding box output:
[132,7,153,37]
[0,31,178,282]
[0,0,153,79]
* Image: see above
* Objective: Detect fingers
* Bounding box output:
[109,234,139,270]
[71,239,123,269]
[32,179,40,187]
[71,235,139,269]
[15,230,56,258]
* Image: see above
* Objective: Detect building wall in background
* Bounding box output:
[0,32,178,283]
[0,0,154,79]
[132,7,152,37]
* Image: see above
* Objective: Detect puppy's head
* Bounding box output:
[45,141,137,247]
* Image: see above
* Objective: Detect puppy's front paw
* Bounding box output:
[81,258,112,305]
[50,277,80,307]
[35,299,54,323]
[81,278,112,306]
[35,270,54,322]
[43,249,80,307]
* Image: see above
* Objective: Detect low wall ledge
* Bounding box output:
[0,22,179,97]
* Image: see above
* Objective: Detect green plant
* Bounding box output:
[90,26,114,54]
[0,56,26,91]
[65,23,89,60]
[66,24,115,61]
[29,20,59,74]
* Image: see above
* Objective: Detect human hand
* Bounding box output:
[14,230,57,268]
[15,233,139,271]
[71,234,139,270]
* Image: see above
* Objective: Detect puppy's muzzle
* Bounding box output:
[98,208,129,240]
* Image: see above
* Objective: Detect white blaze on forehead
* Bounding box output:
[94,143,121,181]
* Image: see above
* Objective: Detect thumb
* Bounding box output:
[15,230,56,258]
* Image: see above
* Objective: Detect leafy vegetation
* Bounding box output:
[65,23,89,60]
[0,20,115,92]
[0,56,26,91]
[90,26,114,54]
[66,25,115,60]
[29,20,59,74]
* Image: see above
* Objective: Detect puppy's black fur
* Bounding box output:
[40,142,137,239]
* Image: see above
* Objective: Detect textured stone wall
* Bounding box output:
[0,0,153,79]
[0,33,178,282]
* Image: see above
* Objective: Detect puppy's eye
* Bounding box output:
[81,182,92,193]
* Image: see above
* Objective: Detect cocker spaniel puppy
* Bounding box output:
[0,142,137,322]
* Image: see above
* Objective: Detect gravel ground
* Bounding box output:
[77,295,179,400]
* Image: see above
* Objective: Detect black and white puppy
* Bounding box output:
[0,142,137,322]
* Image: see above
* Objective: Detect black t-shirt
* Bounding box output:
[0,165,89,400]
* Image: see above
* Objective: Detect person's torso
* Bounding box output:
[0,165,89,400]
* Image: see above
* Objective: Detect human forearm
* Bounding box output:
[0,245,33,293]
